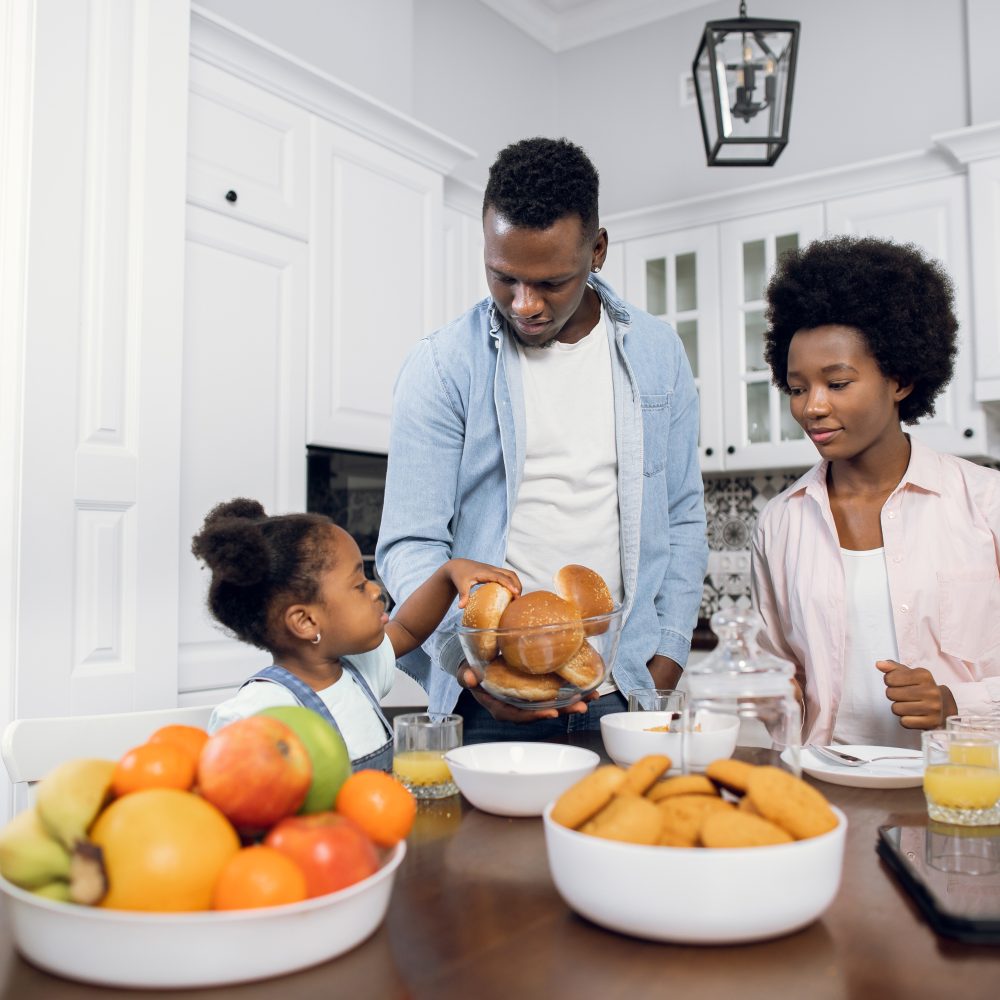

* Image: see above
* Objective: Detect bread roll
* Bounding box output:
[556,641,605,690]
[498,591,584,674]
[461,582,514,662]
[553,564,614,636]
[481,657,563,702]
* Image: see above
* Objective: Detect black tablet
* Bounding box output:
[877,824,1000,944]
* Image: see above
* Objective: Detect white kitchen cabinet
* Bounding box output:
[187,58,311,238]
[178,205,308,700]
[718,205,825,471]
[826,176,994,457]
[622,226,724,471]
[308,119,444,453]
[967,157,1000,401]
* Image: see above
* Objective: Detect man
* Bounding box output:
[376,137,707,741]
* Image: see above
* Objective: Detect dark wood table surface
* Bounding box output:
[2,732,998,999]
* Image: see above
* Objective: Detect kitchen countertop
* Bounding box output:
[1,734,998,998]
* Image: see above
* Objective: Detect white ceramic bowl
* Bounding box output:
[600,709,740,771]
[543,805,846,944]
[444,742,600,817]
[0,842,405,989]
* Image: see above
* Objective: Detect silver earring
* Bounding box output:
[312,632,321,645]
[592,266,601,273]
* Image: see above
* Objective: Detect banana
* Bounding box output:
[35,758,116,850]
[0,807,72,889]
[32,880,72,902]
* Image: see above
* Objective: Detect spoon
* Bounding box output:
[807,745,923,768]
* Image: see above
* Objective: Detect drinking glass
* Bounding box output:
[946,714,1000,737]
[922,729,1000,826]
[925,821,1000,875]
[392,713,462,799]
[626,688,687,716]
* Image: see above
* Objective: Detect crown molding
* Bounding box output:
[189,5,475,175]
[933,121,1000,166]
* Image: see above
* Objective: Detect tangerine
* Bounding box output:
[335,770,416,848]
[212,845,308,910]
[112,741,196,797]
[148,724,209,767]
[90,788,240,910]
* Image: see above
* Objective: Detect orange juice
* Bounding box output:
[392,750,452,787]
[924,764,1000,809]
[949,743,999,769]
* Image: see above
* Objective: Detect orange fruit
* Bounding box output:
[90,788,240,910]
[148,724,209,767]
[335,770,416,848]
[212,845,308,910]
[112,741,196,797]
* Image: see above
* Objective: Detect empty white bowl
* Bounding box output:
[600,710,740,771]
[543,804,847,944]
[444,742,600,817]
[0,841,405,988]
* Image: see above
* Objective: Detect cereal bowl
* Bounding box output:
[444,742,600,817]
[453,606,624,711]
[0,842,405,989]
[600,709,740,771]
[543,804,846,943]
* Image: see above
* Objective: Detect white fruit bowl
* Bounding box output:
[0,841,405,989]
[600,709,740,771]
[543,805,846,944]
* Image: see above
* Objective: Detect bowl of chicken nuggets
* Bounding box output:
[454,565,624,711]
[543,755,846,944]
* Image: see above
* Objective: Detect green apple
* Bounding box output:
[256,706,352,814]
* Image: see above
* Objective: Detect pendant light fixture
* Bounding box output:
[692,2,800,166]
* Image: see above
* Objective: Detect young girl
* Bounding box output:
[751,236,1000,749]
[193,498,521,770]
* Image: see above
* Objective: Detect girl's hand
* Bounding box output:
[876,660,958,729]
[445,560,521,609]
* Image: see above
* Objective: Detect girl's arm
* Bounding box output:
[385,560,521,659]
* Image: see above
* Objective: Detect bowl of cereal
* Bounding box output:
[454,571,624,711]
[542,759,846,944]
[600,709,739,771]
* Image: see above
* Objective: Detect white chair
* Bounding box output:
[2,705,216,810]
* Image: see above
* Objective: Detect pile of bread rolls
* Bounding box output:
[461,564,615,703]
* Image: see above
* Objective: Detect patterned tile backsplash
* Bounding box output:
[701,472,802,619]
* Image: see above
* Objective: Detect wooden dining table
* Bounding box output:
[1,731,998,999]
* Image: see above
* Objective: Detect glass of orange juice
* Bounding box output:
[392,713,462,799]
[922,729,1000,826]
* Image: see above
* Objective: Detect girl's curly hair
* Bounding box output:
[191,498,336,651]
[764,235,958,424]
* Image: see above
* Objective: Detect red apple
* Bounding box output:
[264,812,379,897]
[197,716,311,831]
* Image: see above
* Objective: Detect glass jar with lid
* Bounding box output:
[683,608,802,775]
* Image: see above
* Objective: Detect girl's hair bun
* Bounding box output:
[192,499,270,586]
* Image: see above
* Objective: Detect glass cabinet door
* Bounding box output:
[623,226,722,470]
[720,206,824,470]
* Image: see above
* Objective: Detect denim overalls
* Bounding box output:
[242,663,394,772]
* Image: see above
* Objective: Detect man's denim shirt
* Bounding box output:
[375,275,708,714]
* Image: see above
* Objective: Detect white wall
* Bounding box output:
[967,0,1000,124]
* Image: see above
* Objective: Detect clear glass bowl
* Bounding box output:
[453,606,624,711]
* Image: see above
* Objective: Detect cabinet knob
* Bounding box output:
[225,190,238,203]
[704,447,714,457]
[727,445,736,455]
[963,427,974,438]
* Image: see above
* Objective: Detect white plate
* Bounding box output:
[786,745,924,789]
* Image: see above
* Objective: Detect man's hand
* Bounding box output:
[876,659,958,729]
[647,654,683,689]
[457,665,595,723]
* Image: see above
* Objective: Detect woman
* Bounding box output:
[751,235,1000,749]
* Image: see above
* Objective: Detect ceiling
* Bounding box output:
[478,0,719,52]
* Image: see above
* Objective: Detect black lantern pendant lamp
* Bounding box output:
[692,1,800,166]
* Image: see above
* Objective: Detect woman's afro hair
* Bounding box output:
[764,235,958,424]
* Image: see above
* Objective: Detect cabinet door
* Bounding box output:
[443,205,487,321]
[623,227,724,471]
[826,176,986,455]
[187,59,310,238]
[969,158,1000,399]
[310,119,443,453]
[178,206,308,699]
[720,206,824,470]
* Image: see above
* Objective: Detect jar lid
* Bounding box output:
[686,608,795,685]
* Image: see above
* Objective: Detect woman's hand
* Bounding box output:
[876,660,958,729]
[445,560,521,608]
[456,664,596,723]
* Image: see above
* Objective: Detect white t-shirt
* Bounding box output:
[832,548,920,750]
[208,634,396,760]
[504,310,622,694]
